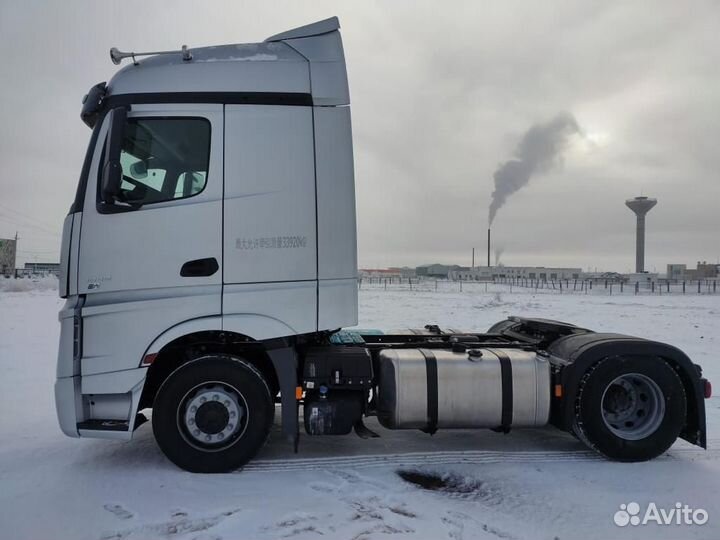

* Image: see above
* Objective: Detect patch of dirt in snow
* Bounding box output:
[396,470,499,502]
[307,467,522,540]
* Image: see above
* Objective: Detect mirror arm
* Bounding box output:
[110,198,143,210]
[100,107,128,205]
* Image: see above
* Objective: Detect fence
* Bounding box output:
[357,277,719,296]
[2,269,59,279]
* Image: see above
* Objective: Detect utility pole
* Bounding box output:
[472,248,475,269]
[14,231,18,279]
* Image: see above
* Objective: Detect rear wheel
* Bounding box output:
[152,355,273,473]
[572,356,686,462]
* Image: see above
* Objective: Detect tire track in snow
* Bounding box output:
[243,442,720,473]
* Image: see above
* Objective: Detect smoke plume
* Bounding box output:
[488,112,580,225]
[494,246,505,266]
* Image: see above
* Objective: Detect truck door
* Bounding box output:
[76,104,223,374]
[222,105,317,337]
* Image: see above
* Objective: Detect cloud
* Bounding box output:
[0,1,718,271]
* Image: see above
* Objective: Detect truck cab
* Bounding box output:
[57,17,356,437]
[56,18,708,473]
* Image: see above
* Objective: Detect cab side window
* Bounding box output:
[116,118,211,205]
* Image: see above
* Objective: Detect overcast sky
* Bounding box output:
[1,1,718,272]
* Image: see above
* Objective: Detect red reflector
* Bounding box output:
[142,353,158,366]
[704,380,712,399]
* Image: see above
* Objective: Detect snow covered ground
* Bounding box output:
[1,281,718,540]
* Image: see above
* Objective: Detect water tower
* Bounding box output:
[625,196,657,273]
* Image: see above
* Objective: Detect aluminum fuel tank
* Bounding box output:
[377,348,551,430]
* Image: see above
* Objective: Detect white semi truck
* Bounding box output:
[55,17,709,473]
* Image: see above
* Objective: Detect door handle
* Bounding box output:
[180,257,219,277]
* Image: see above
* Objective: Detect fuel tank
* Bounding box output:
[377,348,551,430]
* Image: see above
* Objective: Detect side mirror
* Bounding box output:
[100,107,127,205]
[129,160,148,179]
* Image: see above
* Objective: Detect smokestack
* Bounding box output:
[625,196,657,273]
[487,228,491,267]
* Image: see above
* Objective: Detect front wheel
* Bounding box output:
[152,355,273,473]
[572,356,686,462]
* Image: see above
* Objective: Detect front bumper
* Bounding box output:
[54,368,148,440]
[55,376,82,437]
[56,295,149,440]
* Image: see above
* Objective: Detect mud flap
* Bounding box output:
[267,345,299,451]
[354,418,380,439]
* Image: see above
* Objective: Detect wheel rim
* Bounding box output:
[177,381,248,451]
[601,373,665,440]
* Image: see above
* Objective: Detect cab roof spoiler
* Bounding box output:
[265,16,340,42]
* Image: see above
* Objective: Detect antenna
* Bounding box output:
[109,45,193,66]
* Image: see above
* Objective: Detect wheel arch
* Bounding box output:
[548,334,707,448]
[139,327,282,410]
[142,314,297,360]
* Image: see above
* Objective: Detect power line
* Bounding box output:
[0,202,59,232]
[0,214,59,237]
[0,213,57,234]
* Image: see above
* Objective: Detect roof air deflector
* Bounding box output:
[265,16,340,42]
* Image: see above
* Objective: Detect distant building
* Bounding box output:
[623,272,659,284]
[450,266,582,282]
[388,267,416,278]
[24,262,60,275]
[665,261,717,281]
[0,238,17,276]
[666,264,687,281]
[359,268,402,278]
[584,271,626,283]
[416,264,464,278]
[693,262,718,279]
[451,267,493,281]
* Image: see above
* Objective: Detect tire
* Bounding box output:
[572,356,686,462]
[152,355,273,473]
